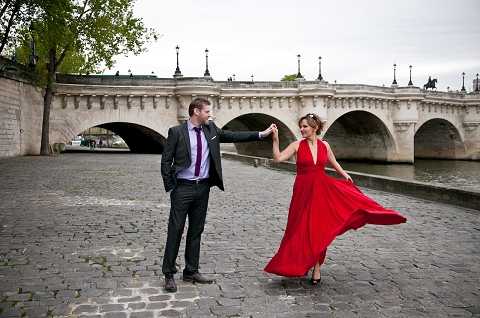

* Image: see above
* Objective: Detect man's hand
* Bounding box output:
[260,123,277,138]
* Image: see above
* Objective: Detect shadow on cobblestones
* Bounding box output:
[0,154,479,317]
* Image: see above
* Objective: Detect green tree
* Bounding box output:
[281,74,297,81]
[0,0,41,55]
[20,0,157,155]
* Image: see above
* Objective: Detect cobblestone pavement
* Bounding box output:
[0,153,479,318]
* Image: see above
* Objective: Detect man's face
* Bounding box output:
[195,104,211,124]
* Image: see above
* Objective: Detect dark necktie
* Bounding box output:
[193,127,202,177]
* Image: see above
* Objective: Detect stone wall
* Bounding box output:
[0,75,43,157]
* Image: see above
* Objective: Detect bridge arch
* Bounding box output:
[218,113,297,158]
[323,110,397,161]
[52,118,167,154]
[414,118,466,159]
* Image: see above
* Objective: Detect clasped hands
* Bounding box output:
[259,123,278,138]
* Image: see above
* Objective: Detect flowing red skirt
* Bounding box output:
[264,140,407,277]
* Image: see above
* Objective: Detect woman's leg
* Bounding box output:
[312,250,327,279]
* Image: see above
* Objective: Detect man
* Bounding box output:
[161,97,274,292]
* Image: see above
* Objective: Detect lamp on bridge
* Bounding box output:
[408,65,413,86]
[204,49,211,77]
[391,63,398,86]
[475,73,479,92]
[232,74,236,81]
[174,45,183,78]
[296,54,304,79]
[251,74,254,83]
[461,72,466,92]
[317,56,323,81]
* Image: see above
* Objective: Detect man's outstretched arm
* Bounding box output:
[218,123,275,143]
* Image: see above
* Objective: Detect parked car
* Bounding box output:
[70,136,82,146]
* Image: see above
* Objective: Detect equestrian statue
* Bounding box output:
[423,76,438,90]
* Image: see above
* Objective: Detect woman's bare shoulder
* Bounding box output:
[290,139,303,150]
[320,139,331,148]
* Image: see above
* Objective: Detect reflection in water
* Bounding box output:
[337,159,480,192]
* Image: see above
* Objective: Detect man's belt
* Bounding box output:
[176,178,209,185]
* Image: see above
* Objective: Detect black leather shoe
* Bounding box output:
[164,276,177,292]
[183,272,214,284]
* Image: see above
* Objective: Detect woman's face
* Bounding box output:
[299,119,317,138]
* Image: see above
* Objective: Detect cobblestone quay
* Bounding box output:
[0,153,479,318]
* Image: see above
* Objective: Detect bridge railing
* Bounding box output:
[53,74,480,102]
[56,74,178,86]
[218,81,307,88]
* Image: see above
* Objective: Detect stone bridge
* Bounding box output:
[49,75,480,162]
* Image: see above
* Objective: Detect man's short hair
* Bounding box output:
[189,97,210,116]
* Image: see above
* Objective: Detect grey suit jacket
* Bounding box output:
[160,121,261,192]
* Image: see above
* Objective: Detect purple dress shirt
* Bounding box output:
[176,120,210,180]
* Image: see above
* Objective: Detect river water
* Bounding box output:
[337,159,480,193]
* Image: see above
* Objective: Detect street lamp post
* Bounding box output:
[28,23,37,68]
[317,56,323,81]
[232,74,236,81]
[461,72,466,92]
[296,54,303,79]
[174,45,182,77]
[251,74,254,83]
[476,73,479,92]
[204,48,210,77]
[392,63,397,86]
[408,65,413,86]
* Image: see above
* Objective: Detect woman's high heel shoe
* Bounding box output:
[310,274,321,285]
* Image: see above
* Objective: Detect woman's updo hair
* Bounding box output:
[298,113,324,135]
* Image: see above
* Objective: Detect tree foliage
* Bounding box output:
[5,0,158,154]
[28,0,157,74]
[14,28,86,83]
[281,74,297,81]
[0,0,41,56]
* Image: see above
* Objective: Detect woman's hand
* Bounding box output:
[260,123,277,138]
[344,173,353,183]
[272,125,279,141]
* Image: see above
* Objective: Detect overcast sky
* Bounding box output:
[108,0,480,91]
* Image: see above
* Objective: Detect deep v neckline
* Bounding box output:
[306,139,319,165]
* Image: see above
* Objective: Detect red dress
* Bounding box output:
[264,139,407,277]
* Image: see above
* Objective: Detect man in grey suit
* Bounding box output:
[161,97,274,292]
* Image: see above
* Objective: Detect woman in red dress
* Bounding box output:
[264,113,407,284]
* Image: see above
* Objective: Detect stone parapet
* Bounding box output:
[55,74,480,106]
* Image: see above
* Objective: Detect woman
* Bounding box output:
[264,113,407,284]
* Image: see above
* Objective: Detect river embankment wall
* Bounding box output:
[0,72,43,157]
